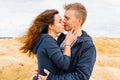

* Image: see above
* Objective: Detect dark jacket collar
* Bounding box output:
[77,30,92,42]
[57,30,92,45]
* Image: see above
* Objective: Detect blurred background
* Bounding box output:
[0,0,120,80]
[0,0,120,37]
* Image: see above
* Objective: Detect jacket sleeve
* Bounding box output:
[44,37,70,71]
[47,45,96,80]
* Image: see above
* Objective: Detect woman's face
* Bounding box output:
[52,14,65,34]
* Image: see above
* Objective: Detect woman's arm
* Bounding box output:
[44,30,76,70]
[43,30,77,70]
[64,29,77,56]
[44,37,70,70]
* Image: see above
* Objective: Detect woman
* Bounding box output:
[20,9,77,79]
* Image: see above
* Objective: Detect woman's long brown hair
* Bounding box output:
[20,9,59,57]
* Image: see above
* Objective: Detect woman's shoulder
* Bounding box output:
[32,34,57,53]
[40,34,56,43]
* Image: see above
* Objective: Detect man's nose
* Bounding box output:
[62,19,66,23]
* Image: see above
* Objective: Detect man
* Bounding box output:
[38,2,96,80]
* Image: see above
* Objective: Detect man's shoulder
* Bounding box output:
[76,35,94,49]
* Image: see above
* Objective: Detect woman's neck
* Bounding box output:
[48,31,58,40]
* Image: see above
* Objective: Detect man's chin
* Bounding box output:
[65,28,71,31]
[64,27,69,31]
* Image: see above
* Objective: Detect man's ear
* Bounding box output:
[48,24,54,29]
[78,17,83,25]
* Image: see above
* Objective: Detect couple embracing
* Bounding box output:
[21,2,96,80]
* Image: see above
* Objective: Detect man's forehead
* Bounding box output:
[64,10,75,17]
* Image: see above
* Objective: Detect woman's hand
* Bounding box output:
[65,28,77,46]
[63,28,77,56]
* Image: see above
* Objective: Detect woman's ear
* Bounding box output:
[48,24,54,30]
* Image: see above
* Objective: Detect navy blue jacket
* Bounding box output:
[47,30,96,80]
[32,34,71,76]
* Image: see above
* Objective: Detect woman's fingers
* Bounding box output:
[73,30,77,36]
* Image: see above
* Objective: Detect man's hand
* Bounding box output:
[38,69,50,80]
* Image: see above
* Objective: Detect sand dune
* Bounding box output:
[0,37,120,80]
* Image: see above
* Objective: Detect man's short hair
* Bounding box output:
[64,2,87,25]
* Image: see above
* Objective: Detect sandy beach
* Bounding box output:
[0,37,120,80]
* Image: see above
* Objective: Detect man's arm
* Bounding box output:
[45,45,96,80]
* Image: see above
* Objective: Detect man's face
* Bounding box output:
[63,10,79,31]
